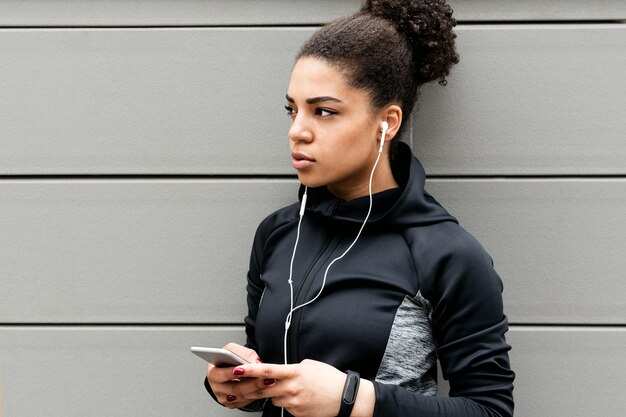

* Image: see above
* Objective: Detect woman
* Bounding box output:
[205,1,515,416]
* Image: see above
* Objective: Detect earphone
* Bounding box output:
[379,120,389,154]
[283,120,389,374]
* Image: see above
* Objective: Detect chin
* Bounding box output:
[296,173,326,188]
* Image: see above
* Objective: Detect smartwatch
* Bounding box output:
[337,370,360,417]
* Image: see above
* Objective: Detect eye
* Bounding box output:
[315,108,338,117]
[284,105,297,117]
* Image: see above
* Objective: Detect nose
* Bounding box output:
[288,113,313,144]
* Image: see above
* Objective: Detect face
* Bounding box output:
[286,57,384,200]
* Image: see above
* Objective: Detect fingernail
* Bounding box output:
[226,395,236,402]
[264,378,275,386]
[256,358,263,363]
[233,367,245,376]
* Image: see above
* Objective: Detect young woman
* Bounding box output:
[204,1,515,416]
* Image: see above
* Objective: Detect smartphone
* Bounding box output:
[191,346,250,367]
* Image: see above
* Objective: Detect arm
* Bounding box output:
[373,230,515,417]
[203,219,270,412]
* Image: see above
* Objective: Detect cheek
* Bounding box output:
[348,130,377,157]
[334,124,374,150]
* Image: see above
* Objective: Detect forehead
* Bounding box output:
[287,57,369,104]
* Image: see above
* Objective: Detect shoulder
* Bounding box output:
[254,202,300,240]
[405,221,503,299]
[249,202,301,257]
[437,222,494,267]
[406,221,493,266]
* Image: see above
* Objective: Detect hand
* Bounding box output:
[206,343,271,409]
[232,359,347,417]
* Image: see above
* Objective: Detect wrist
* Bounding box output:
[337,370,360,417]
[350,379,375,417]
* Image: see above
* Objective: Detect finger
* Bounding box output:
[208,364,242,383]
[270,395,289,409]
[239,378,290,402]
[222,396,254,410]
[233,363,299,380]
[212,377,275,404]
[213,384,253,409]
[223,342,262,364]
[231,376,276,396]
[243,386,275,401]
[214,380,271,407]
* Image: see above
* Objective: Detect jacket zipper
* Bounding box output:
[287,234,342,363]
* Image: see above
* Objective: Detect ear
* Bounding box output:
[380,104,402,142]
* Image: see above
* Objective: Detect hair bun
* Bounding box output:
[362,0,459,85]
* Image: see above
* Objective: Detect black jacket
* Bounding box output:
[207,142,514,417]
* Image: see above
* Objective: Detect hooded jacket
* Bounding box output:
[206,142,514,417]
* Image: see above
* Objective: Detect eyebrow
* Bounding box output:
[285,94,343,105]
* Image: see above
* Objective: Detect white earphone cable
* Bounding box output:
[284,188,307,365]
[280,122,388,416]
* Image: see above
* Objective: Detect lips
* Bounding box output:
[291,151,316,170]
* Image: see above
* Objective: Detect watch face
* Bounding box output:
[344,373,359,403]
[338,371,360,417]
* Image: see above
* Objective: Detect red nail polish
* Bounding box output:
[226,395,236,402]
[256,358,263,363]
[233,367,245,376]
[264,378,275,386]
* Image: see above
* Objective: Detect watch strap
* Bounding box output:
[337,370,360,417]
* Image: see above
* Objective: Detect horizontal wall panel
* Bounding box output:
[451,0,626,21]
[1,25,624,175]
[412,24,626,175]
[0,0,361,26]
[1,326,625,417]
[0,27,308,175]
[0,0,623,26]
[507,327,626,417]
[0,326,249,417]
[427,179,626,324]
[0,180,297,323]
[1,179,624,324]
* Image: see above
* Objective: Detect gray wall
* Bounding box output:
[1,1,625,416]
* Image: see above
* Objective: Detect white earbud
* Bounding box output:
[379,121,389,154]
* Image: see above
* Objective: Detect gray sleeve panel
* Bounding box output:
[375,291,438,396]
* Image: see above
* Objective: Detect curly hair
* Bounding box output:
[296,0,459,143]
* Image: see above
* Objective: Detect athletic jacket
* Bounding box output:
[206,142,514,417]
